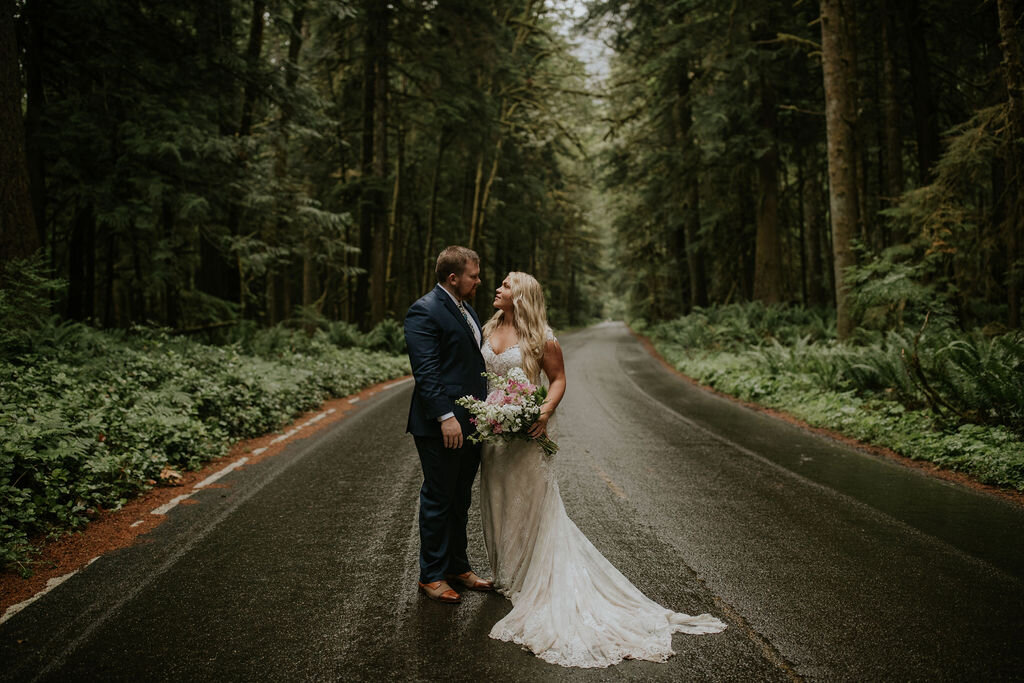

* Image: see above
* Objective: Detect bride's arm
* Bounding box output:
[528,339,565,438]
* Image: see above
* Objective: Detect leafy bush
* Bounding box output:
[327,321,364,348]
[0,320,410,574]
[645,302,1024,491]
[648,302,834,352]
[0,254,68,358]
[363,318,406,355]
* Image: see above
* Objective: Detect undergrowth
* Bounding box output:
[638,302,1024,492]
[0,263,410,574]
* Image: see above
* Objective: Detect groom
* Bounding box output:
[404,246,493,603]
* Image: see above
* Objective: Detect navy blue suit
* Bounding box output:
[404,285,488,583]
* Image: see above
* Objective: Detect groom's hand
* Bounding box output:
[441,417,464,450]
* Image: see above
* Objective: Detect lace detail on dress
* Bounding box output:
[477,329,725,669]
[481,340,524,385]
[482,327,556,391]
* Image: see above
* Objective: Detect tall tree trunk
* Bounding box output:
[753,70,783,303]
[468,148,486,247]
[67,205,95,320]
[797,160,808,305]
[102,232,117,327]
[385,112,404,313]
[740,173,757,301]
[160,201,177,328]
[302,247,314,313]
[997,0,1024,327]
[900,0,941,182]
[353,7,376,328]
[568,262,577,326]
[684,181,707,308]
[821,0,860,338]
[469,140,504,250]
[370,2,389,324]
[880,0,904,224]
[238,0,266,138]
[803,153,829,308]
[196,0,234,134]
[422,131,445,293]
[129,225,145,322]
[275,3,305,328]
[22,0,45,250]
[0,0,40,265]
[282,262,293,321]
[227,0,266,317]
[354,1,389,328]
[197,0,241,309]
[673,77,707,309]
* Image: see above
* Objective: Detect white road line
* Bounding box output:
[150,494,193,516]
[269,428,299,445]
[348,397,360,404]
[148,407,337,518]
[1,569,80,625]
[0,558,103,626]
[381,377,413,390]
[193,457,249,490]
[268,407,334,444]
[2,398,369,629]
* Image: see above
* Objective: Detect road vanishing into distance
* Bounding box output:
[3,322,1023,682]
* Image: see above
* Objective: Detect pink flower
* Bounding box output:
[486,390,503,405]
[508,380,535,394]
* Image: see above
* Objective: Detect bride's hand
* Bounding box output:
[528,410,551,438]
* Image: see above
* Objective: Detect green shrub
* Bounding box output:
[327,321,364,348]
[364,318,406,355]
[644,303,1024,492]
[0,254,68,359]
[0,321,409,574]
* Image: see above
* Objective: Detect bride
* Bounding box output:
[478,271,726,669]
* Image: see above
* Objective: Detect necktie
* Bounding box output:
[458,300,481,346]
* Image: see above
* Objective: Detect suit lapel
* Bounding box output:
[434,286,483,355]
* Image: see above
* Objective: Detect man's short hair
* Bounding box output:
[435,246,480,283]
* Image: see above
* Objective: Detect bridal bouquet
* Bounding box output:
[455,367,559,455]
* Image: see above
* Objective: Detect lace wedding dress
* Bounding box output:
[479,330,726,668]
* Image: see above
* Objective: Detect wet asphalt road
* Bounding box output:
[2,321,1023,682]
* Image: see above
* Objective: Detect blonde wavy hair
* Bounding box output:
[483,272,550,384]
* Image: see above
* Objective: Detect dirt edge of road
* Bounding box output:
[631,329,1024,510]
[0,375,412,619]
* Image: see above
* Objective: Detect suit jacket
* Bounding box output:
[404,285,488,438]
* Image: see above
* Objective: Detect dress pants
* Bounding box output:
[414,436,481,583]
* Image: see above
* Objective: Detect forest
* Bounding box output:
[2,0,1023,331]
[2,0,1023,571]
[1,0,606,331]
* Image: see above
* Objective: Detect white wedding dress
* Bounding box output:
[479,330,726,668]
